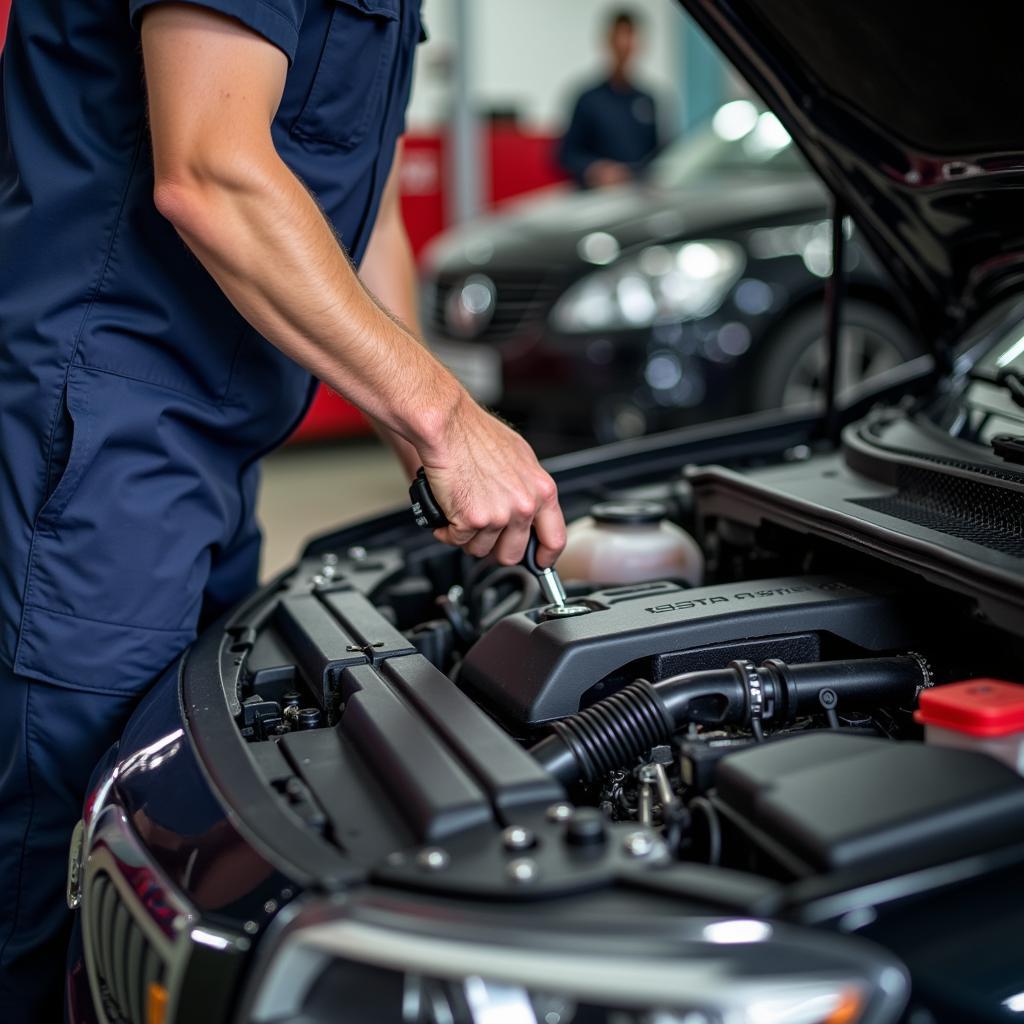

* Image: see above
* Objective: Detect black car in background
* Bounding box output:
[422,100,921,451]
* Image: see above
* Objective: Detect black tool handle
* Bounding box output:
[409,467,449,529]
[523,531,544,575]
[410,468,546,571]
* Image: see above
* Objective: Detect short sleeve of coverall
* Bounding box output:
[129,0,305,65]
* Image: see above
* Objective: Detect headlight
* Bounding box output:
[551,240,745,333]
[244,904,909,1024]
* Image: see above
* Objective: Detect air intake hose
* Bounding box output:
[530,655,929,787]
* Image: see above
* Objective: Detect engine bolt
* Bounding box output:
[506,858,539,884]
[623,830,657,858]
[321,552,339,566]
[546,802,574,823]
[502,825,535,851]
[311,574,327,587]
[347,545,368,561]
[321,563,337,579]
[416,847,450,871]
[566,808,606,847]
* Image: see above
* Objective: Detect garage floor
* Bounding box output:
[256,439,408,579]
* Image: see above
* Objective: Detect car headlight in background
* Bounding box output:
[243,905,909,1024]
[551,240,745,333]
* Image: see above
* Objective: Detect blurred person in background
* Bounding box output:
[559,9,662,188]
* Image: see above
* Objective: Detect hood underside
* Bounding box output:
[680,0,1024,351]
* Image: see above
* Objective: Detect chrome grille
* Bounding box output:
[86,870,168,1024]
[428,273,560,342]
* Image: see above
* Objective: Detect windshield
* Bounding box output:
[648,99,807,189]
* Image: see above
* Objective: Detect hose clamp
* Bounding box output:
[907,650,934,694]
[732,659,770,736]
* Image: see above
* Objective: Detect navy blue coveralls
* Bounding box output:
[558,79,660,186]
[0,0,422,1017]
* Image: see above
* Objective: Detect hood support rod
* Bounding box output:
[824,195,847,444]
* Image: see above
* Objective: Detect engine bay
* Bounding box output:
[206,387,1024,913]
[182,303,1024,911]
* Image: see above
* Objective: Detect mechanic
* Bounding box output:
[558,9,663,188]
[0,1,566,1018]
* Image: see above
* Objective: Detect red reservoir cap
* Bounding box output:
[915,679,1024,737]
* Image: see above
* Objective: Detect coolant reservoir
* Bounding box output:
[558,500,704,587]
[915,679,1024,775]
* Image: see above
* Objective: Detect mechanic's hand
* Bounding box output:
[585,159,633,188]
[419,396,566,567]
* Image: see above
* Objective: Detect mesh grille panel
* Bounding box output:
[853,465,1024,557]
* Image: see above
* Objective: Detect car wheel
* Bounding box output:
[752,300,921,410]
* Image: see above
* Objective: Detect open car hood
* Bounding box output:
[680,0,1024,355]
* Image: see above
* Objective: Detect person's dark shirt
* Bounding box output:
[558,79,660,186]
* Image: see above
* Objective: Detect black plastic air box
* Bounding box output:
[713,733,1024,879]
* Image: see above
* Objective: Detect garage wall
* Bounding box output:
[0,1,689,134]
[408,0,685,132]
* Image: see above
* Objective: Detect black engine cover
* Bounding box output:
[459,575,922,725]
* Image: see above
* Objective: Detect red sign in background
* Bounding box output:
[0,3,566,441]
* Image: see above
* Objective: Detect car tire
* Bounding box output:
[751,300,921,410]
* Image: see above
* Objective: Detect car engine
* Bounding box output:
[219,402,1024,900]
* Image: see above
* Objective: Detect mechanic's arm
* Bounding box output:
[141,4,565,566]
[357,137,426,480]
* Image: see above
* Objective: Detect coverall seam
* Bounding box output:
[22,603,196,635]
[217,321,254,409]
[254,0,298,31]
[0,665,166,698]
[13,116,148,672]
[74,361,246,410]
[0,685,36,969]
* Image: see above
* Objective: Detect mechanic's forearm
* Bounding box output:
[359,207,421,333]
[154,149,462,455]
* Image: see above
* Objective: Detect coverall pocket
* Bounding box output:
[290,0,400,148]
[16,366,223,693]
[36,371,89,524]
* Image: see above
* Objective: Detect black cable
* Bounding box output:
[689,796,721,866]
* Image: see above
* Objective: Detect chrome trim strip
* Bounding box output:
[244,900,910,1024]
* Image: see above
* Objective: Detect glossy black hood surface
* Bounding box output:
[681,0,1024,350]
